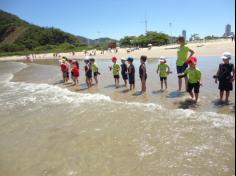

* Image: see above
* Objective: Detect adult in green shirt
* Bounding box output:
[176,37,195,91]
[183,58,202,103]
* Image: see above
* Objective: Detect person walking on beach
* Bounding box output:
[110,56,120,88]
[121,57,128,86]
[176,36,195,91]
[90,58,100,84]
[214,52,235,104]
[127,57,135,90]
[139,56,147,93]
[179,57,202,103]
[157,56,171,91]
[84,58,93,88]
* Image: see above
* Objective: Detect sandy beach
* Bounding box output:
[0,39,235,61]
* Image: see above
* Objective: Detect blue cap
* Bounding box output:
[127,57,134,62]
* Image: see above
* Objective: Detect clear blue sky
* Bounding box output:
[0,0,235,40]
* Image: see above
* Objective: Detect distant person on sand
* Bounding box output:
[157,56,171,91]
[127,57,135,90]
[84,57,93,88]
[71,60,79,85]
[90,58,100,84]
[139,56,147,93]
[214,52,235,104]
[179,57,202,103]
[121,57,128,86]
[110,56,120,88]
[176,36,195,91]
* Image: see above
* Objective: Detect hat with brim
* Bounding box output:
[221,52,231,60]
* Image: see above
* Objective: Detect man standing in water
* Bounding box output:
[176,37,195,91]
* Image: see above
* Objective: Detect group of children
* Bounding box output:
[60,36,235,104]
[60,57,79,85]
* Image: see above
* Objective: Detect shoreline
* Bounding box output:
[0,39,235,61]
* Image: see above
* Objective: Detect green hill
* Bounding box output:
[0,9,85,56]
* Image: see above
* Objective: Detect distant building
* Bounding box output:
[223,24,232,37]
[182,30,187,40]
[189,34,201,41]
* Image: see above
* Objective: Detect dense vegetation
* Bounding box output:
[119,32,171,47]
[0,10,88,56]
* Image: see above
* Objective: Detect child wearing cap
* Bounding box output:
[60,59,69,83]
[90,58,100,85]
[180,57,202,102]
[110,56,120,88]
[157,57,171,91]
[84,58,93,88]
[139,56,147,93]
[127,57,135,90]
[71,60,80,85]
[121,57,128,86]
[214,52,235,104]
[176,36,195,91]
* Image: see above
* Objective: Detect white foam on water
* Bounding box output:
[0,61,234,129]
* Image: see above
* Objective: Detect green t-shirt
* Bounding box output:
[158,63,169,77]
[184,68,202,84]
[113,63,120,76]
[177,46,190,66]
[92,63,98,72]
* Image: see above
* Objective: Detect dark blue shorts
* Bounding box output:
[177,64,188,74]
[160,77,167,81]
[187,82,200,93]
[121,73,128,80]
[129,76,135,84]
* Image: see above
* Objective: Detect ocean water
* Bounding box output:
[0,60,235,176]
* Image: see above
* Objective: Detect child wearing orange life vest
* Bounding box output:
[71,60,80,85]
[60,59,69,83]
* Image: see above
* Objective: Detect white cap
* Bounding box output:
[160,56,166,59]
[121,57,126,61]
[84,56,90,61]
[221,52,232,60]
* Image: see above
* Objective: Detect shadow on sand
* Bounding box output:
[133,91,143,96]
[175,98,199,109]
[167,91,186,98]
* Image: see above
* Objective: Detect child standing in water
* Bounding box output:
[90,58,100,84]
[176,36,195,91]
[180,57,202,103]
[60,59,69,83]
[127,57,135,90]
[110,56,120,88]
[71,60,80,85]
[214,52,235,104]
[121,57,128,86]
[139,56,147,93]
[84,58,92,88]
[157,57,171,91]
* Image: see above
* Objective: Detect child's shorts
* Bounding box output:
[129,76,135,84]
[160,77,167,81]
[187,82,200,93]
[114,75,120,79]
[122,73,128,80]
[177,64,188,74]
[94,72,100,77]
[219,81,233,91]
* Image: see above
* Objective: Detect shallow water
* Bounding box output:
[0,59,235,176]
